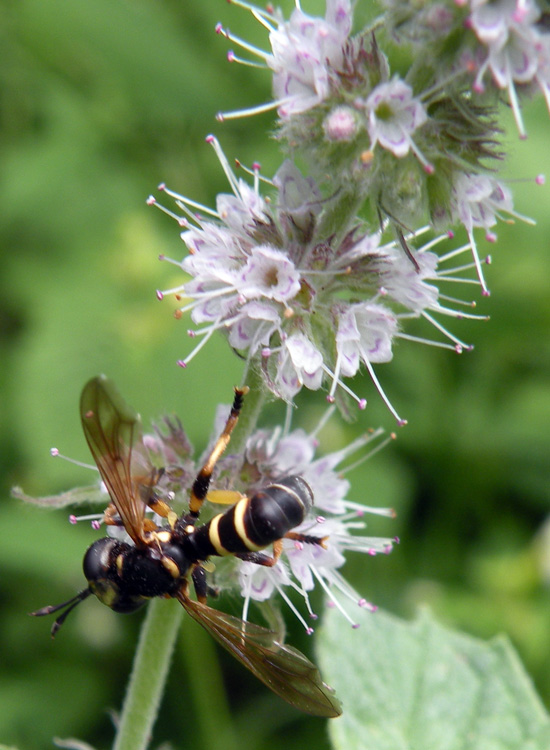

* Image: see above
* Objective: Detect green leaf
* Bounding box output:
[317,606,550,750]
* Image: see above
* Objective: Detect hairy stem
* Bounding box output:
[230,359,268,456]
[112,599,183,750]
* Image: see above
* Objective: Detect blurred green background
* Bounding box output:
[1,1,549,748]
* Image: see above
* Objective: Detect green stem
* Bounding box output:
[112,599,183,750]
[230,359,268,456]
[178,613,240,750]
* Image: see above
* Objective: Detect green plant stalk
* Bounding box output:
[112,358,267,750]
[112,599,183,750]
[230,358,268,456]
[179,613,240,750]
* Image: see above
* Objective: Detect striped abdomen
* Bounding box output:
[189,476,313,559]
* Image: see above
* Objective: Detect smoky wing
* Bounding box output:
[176,590,342,718]
[80,375,154,546]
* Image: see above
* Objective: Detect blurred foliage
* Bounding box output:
[320,606,550,749]
[1,1,549,749]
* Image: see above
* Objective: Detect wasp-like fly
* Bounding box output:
[32,376,342,718]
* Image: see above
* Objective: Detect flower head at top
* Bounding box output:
[149,136,489,424]
[213,0,541,299]
[216,0,434,173]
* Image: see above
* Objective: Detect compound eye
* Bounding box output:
[83,537,123,583]
[83,538,146,612]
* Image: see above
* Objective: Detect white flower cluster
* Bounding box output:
[150,136,486,423]
[213,0,546,302]
[218,0,431,166]
[468,0,550,138]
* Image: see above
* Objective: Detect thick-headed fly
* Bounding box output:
[32,376,342,718]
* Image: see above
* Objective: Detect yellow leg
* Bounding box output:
[188,387,248,515]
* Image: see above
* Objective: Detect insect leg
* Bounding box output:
[191,565,208,603]
[188,387,248,518]
[284,531,328,549]
[144,492,178,527]
[235,539,284,567]
[30,588,92,638]
[237,533,327,568]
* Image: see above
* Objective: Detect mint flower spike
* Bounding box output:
[151,137,490,423]
[216,0,353,121]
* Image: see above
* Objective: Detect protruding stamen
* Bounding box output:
[215,22,271,61]
[234,158,274,187]
[438,241,475,264]
[421,310,473,350]
[430,303,489,321]
[321,363,367,410]
[396,332,463,351]
[408,138,434,174]
[342,500,396,518]
[50,448,97,472]
[340,429,396,476]
[226,0,277,31]
[69,513,104,528]
[282,401,294,437]
[358,598,378,612]
[310,567,360,628]
[275,581,315,634]
[360,357,407,426]
[326,348,345,401]
[310,403,337,440]
[227,50,268,69]
[176,315,225,368]
[205,134,245,198]
[437,292,477,308]
[506,77,527,140]
[160,182,219,220]
[466,230,489,295]
[216,99,282,122]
